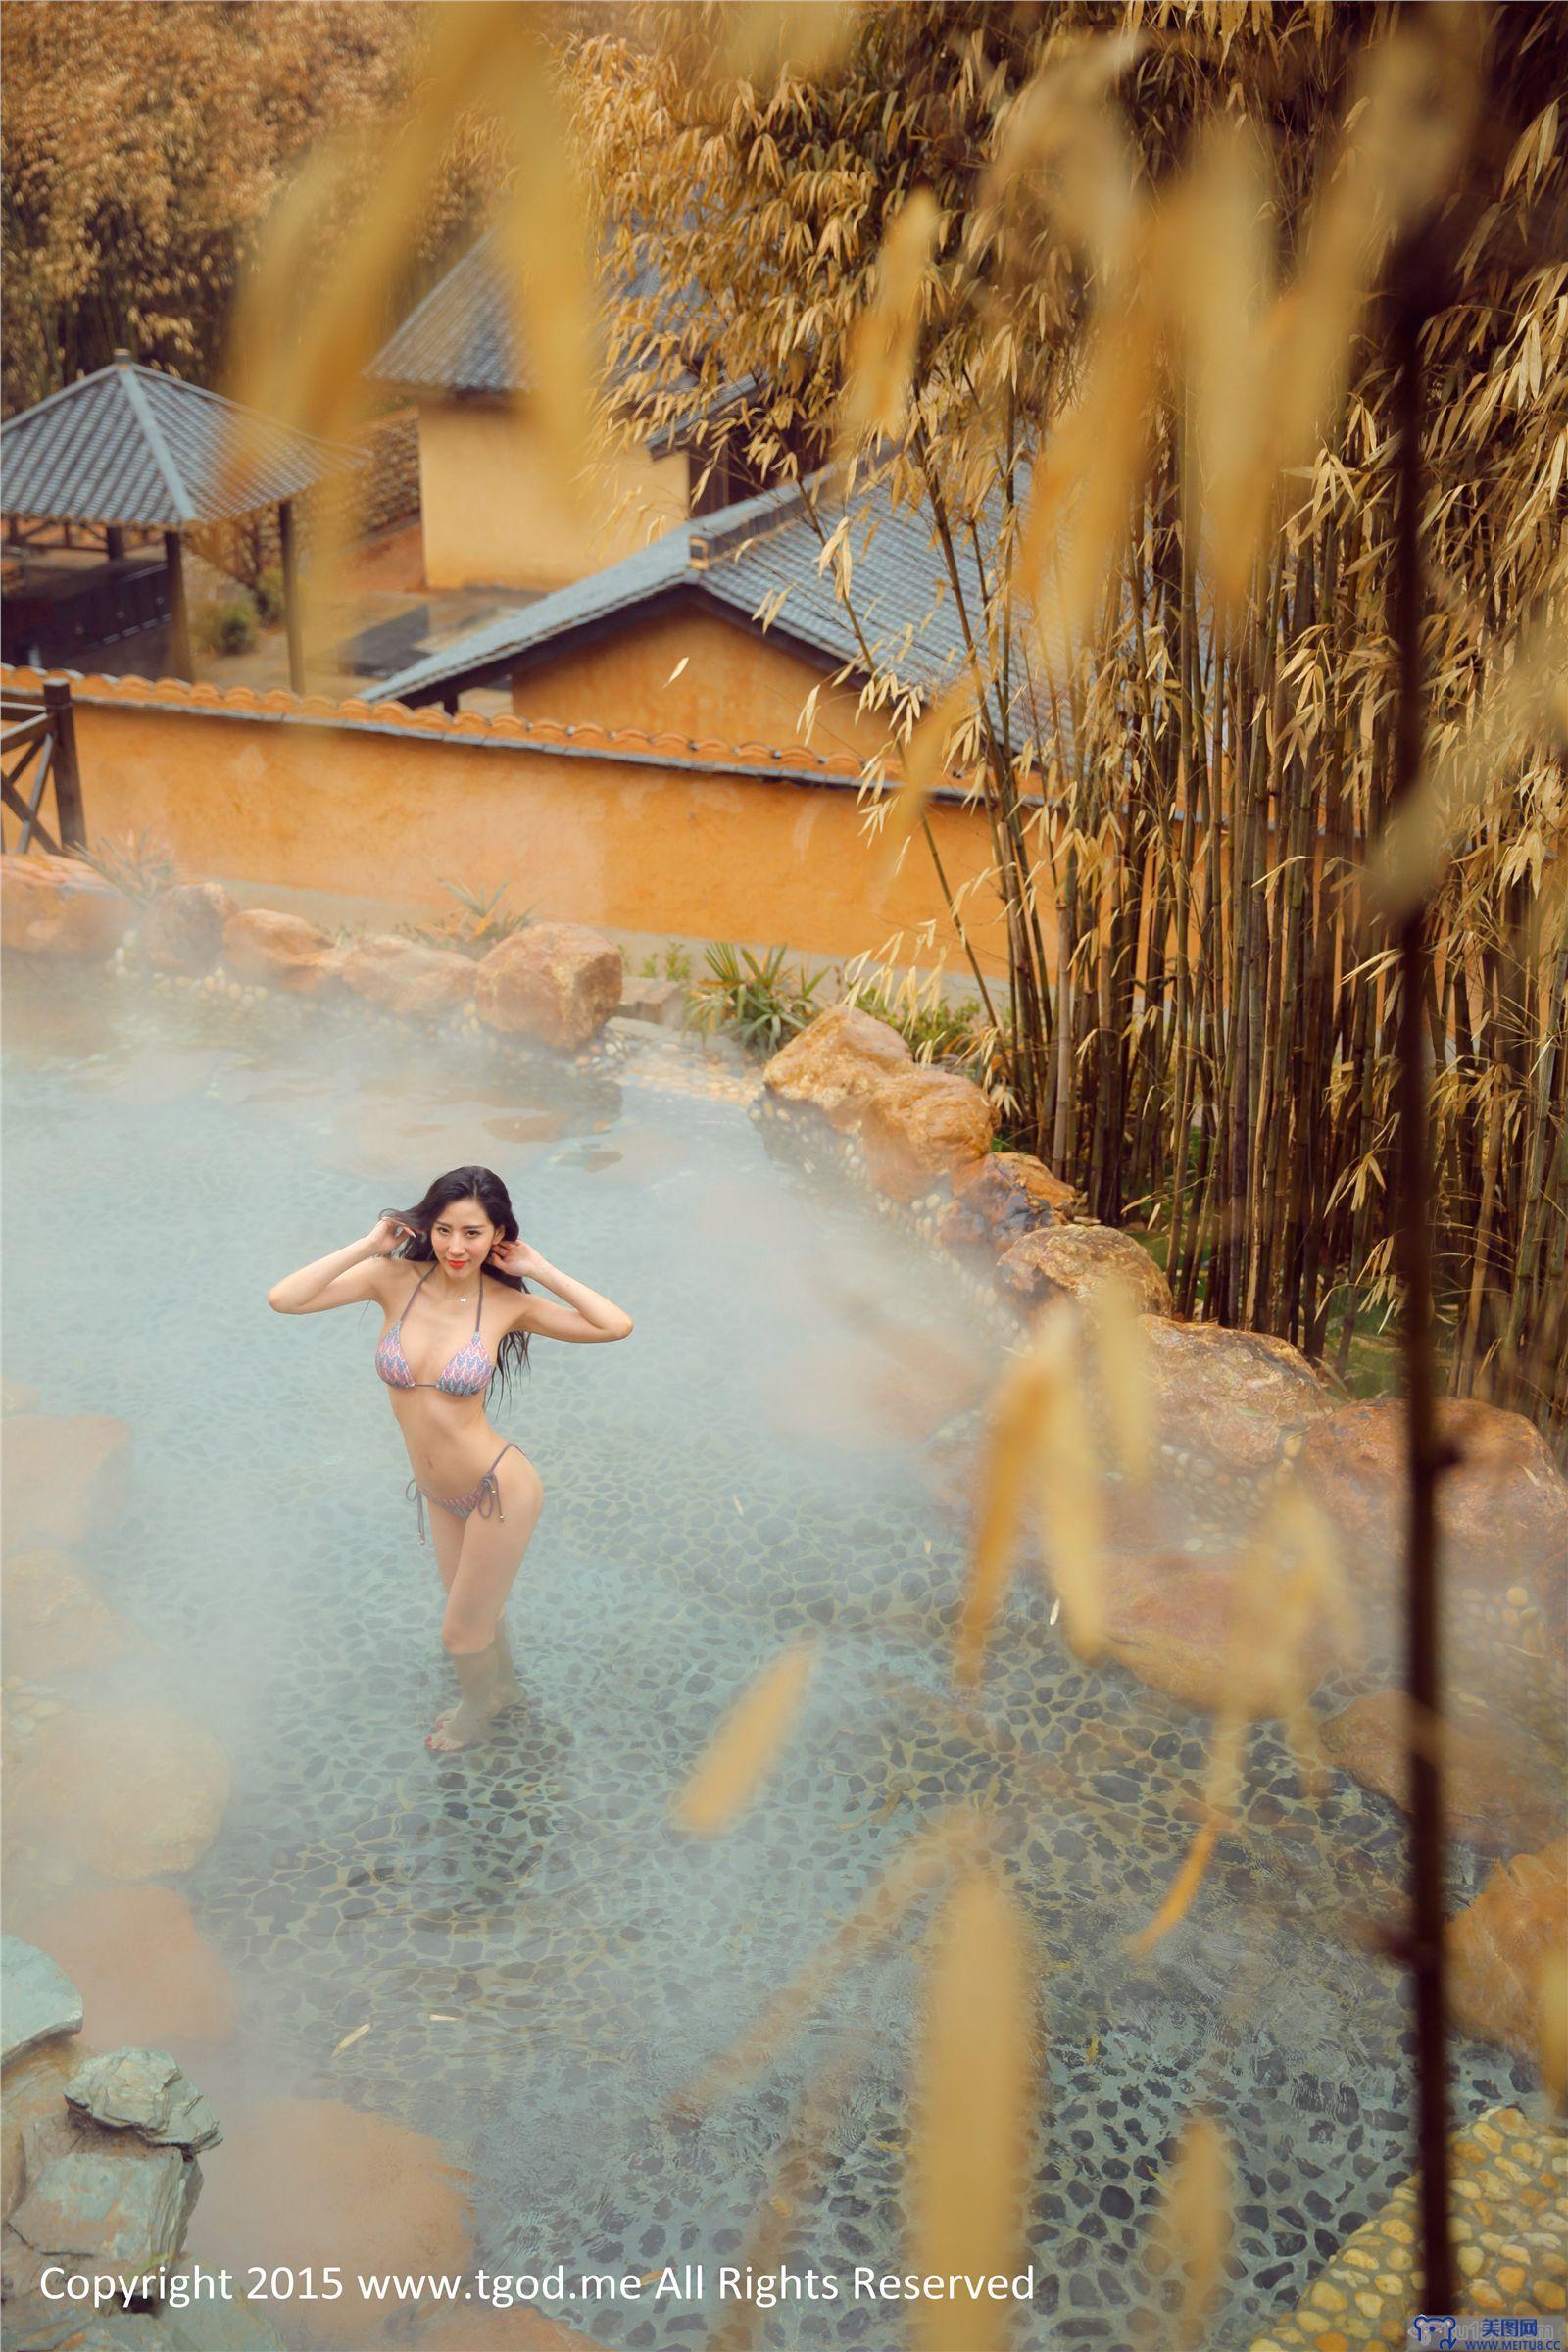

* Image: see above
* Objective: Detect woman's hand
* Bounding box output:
[486,1234,546,1280]
[365,1213,418,1257]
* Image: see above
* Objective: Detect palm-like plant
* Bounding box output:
[685,940,826,1053]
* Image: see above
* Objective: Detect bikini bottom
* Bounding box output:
[407,1442,521,1546]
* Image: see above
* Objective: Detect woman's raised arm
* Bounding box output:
[268,1216,413,1315]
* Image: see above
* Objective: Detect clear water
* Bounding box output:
[0,964,1544,2350]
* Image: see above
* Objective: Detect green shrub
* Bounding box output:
[685,941,825,1054]
[74,829,182,903]
[193,598,257,657]
[252,565,285,626]
[393,878,535,957]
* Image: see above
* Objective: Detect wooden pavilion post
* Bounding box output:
[277,497,306,695]
[163,530,193,681]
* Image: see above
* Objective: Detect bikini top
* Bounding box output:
[375,1263,494,1397]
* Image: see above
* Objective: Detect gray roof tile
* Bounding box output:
[1,358,347,529]
[368,238,522,396]
[368,230,722,416]
[367,472,987,708]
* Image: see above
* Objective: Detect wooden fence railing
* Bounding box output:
[0,676,85,856]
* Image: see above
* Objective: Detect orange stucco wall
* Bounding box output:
[416,399,690,592]
[510,605,901,771]
[2,673,1017,978]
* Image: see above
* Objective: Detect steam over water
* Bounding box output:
[1,963,1550,2349]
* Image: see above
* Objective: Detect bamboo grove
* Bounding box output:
[574,3,1567,1445]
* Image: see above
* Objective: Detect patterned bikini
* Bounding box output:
[375,1261,521,1543]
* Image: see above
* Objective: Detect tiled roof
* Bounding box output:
[1,357,348,528]
[366,472,989,708]
[367,230,743,444]
[368,238,522,396]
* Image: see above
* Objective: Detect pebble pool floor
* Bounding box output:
[0,964,1546,2352]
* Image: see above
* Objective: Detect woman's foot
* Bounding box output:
[427,1632,525,1748]
[425,1693,502,1753]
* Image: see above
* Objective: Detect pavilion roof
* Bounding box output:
[1,355,348,530]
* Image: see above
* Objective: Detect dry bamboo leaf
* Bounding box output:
[671,1640,817,1836]
[1019,277,1157,663]
[1086,1276,1154,1488]
[1125,1817,1220,1962]
[908,1862,1037,2352]
[1150,18,1482,616]
[1268,1477,1361,1671]
[1028,1310,1107,1667]
[885,677,976,857]
[489,28,600,519]
[836,186,940,455]
[674,1806,980,2116]
[1128,1719,1245,1959]
[1167,116,1274,612]
[1366,617,1568,918]
[1144,2111,1234,2350]
[977,30,1143,280]
[227,3,514,450]
[957,1338,1050,1689]
[719,0,856,86]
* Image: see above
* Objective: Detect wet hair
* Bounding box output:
[379,1165,530,1401]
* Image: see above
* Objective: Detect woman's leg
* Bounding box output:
[427,1451,544,1752]
[422,1500,498,1738]
[426,1499,524,1737]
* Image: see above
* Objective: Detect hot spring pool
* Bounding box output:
[0,960,1548,2349]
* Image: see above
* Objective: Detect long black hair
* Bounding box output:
[380,1164,531,1402]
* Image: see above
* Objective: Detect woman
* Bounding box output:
[269,1164,633,1752]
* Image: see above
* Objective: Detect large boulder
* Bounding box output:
[1131,1316,1335,1477]
[1447,1837,1568,2062]
[938,1152,1083,1250]
[338,934,474,1018]
[0,1416,132,1551]
[998,1223,1173,1318]
[1319,1690,1565,1855]
[1,854,133,959]
[4,2104,201,2309]
[474,923,622,1051]
[1299,1396,1568,1585]
[1094,1549,1344,1715]
[0,1936,83,2068]
[760,1003,913,1127]
[2,2035,85,2221]
[856,1065,997,1201]
[220,909,346,996]
[1298,1397,1568,1683]
[65,2051,220,2153]
[9,1707,230,1881]
[140,883,237,975]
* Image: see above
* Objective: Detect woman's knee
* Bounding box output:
[441,1597,496,1655]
